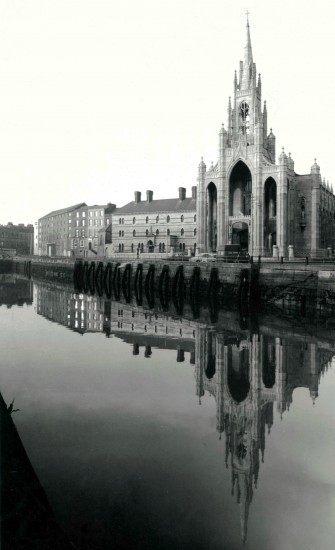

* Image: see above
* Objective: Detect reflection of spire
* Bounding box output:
[240,474,251,545]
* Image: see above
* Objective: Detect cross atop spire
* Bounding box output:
[246,10,250,25]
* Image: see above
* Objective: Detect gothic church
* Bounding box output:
[196,18,335,258]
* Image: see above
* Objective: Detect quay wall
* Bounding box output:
[3,256,335,313]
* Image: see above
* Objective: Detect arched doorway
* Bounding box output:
[207,182,217,252]
[229,161,252,217]
[264,177,277,255]
[147,240,154,252]
[232,221,249,251]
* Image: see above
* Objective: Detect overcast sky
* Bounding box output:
[1,0,334,224]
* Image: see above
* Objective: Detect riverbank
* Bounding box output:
[2,255,335,313]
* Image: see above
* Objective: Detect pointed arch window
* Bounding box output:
[239,102,250,135]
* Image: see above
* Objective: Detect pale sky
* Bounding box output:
[1,0,334,225]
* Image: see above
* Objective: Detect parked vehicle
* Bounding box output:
[189,253,217,263]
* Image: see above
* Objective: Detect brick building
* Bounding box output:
[109,187,197,255]
[38,202,115,257]
[0,223,34,255]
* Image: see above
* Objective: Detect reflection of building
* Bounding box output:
[0,223,34,255]
[36,284,105,334]
[195,328,334,543]
[0,274,33,307]
[34,282,335,543]
[196,19,335,258]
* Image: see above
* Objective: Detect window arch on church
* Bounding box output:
[207,181,218,253]
[300,197,306,220]
[229,162,252,219]
[264,177,277,254]
[239,102,250,135]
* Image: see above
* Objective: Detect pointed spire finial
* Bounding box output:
[246,10,250,26]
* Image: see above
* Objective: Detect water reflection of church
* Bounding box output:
[35,282,334,543]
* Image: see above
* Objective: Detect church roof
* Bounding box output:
[113,197,196,215]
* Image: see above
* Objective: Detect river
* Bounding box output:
[1,274,335,550]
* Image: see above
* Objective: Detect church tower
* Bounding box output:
[196,16,321,258]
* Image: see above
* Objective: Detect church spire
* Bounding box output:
[241,14,253,90]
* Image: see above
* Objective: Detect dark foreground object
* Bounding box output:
[0,392,74,550]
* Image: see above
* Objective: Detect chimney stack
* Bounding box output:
[179,187,186,200]
[146,190,153,203]
[191,186,197,199]
[134,191,141,203]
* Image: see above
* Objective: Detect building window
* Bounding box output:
[156,229,159,235]
[194,214,196,222]
[146,216,149,224]
[89,220,93,226]
[181,215,184,222]
[90,212,93,217]
[140,243,144,252]
[95,211,98,217]
[159,243,162,252]
[100,210,103,216]
[119,244,121,252]
[131,243,134,252]
[122,218,124,224]
[82,220,85,226]
[76,212,79,218]
[167,215,170,223]
[119,230,121,236]
[82,212,86,218]
[167,228,170,236]
[100,219,103,225]
[119,218,122,224]
[194,228,197,236]
[181,228,184,236]
[133,217,136,224]
[121,243,124,252]
[75,229,79,237]
[162,242,165,252]
[146,229,149,236]
[80,239,84,247]
[76,220,79,227]
[156,215,159,223]
[122,230,124,237]
[106,218,110,225]
[81,229,85,237]
[133,229,136,237]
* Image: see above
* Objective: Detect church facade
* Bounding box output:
[196,20,335,258]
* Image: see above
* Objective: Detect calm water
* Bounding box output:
[1,274,335,550]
